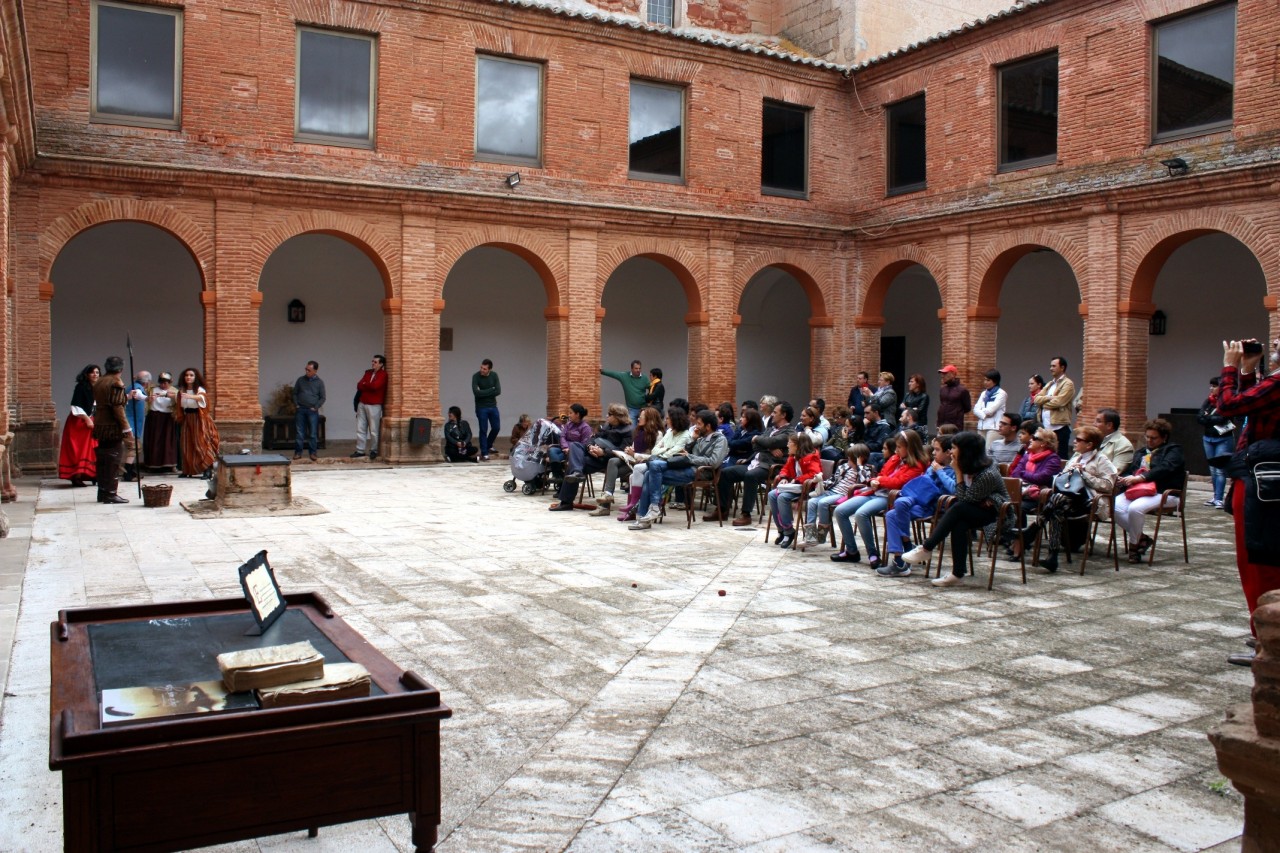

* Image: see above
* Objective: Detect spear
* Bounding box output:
[126,332,143,499]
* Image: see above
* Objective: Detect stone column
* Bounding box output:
[1209,589,1280,851]
[946,228,986,428]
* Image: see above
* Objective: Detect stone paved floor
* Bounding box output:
[0,464,1254,851]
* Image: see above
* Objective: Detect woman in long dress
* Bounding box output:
[143,371,179,472]
[175,367,220,479]
[58,364,100,487]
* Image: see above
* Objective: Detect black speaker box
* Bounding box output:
[408,417,432,446]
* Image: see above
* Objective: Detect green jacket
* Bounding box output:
[472,371,501,409]
[601,368,649,409]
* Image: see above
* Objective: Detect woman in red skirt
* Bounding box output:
[58,364,100,487]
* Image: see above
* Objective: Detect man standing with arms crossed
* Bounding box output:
[293,360,325,462]
[1034,355,1076,459]
[473,358,501,461]
[351,354,387,460]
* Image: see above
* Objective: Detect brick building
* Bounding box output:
[0,0,1276,472]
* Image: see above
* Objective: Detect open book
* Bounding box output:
[613,450,650,465]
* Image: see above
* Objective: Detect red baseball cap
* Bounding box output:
[938,364,958,374]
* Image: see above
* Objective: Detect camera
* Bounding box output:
[1243,340,1264,355]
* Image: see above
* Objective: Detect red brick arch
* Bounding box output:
[598,241,705,316]
[860,246,946,319]
[41,200,213,285]
[252,212,398,300]
[436,227,564,309]
[1123,212,1278,308]
[733,251,830,320]
[975,229,1086,309]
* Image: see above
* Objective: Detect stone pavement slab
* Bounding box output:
[0,466,1253,851]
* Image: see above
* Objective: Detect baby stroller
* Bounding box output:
[503,417,561,495]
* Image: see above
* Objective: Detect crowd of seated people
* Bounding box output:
[503,355,1188,589]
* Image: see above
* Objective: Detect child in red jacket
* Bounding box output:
[767,433,824,549]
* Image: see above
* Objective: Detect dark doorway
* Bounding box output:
[880,335,906,402]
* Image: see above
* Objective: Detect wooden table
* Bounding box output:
[49,593,451,852]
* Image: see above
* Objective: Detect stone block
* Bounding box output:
[215,454,292,511]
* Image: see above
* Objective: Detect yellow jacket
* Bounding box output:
[1034,376,1076,426]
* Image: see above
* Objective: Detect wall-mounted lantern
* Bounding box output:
[288,299,306,323]
[1149,309,1167,336]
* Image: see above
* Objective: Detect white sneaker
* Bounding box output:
[640,505,663,522]
[596,492,614,507]
[628,517,653,530]
[902,546,932,565]
[931,573,965,588]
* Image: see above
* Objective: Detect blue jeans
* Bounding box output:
[627,407,641,425]
[833,495,876,554]
[637,458,696,516]
[477,407,500,456]
[884,497,933,555]
[807,492,843,526]
[1203,435,1234,502]
[853,496,890,557]
[294,408,319,454]
[767,487,802,530]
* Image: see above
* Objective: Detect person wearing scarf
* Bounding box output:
[973,369,1008,450]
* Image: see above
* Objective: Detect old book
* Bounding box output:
[217,640,324,692]
[256,662,372,709]
[100,680,258,727]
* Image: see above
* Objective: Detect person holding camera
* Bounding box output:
[1217,338,1280,666]
[1197,376,1235,508]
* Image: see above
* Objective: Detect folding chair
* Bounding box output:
[687,466,722,528]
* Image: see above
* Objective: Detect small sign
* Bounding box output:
[238,550,285,634]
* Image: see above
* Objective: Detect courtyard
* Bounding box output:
[0,462,1254,851]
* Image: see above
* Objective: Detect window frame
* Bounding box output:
[646,0,676,28]
[89,0,183,129]
[760,99,811,200]
[294,26,378,148]
[1151,2,1236,143]
[885,93,927,196]
[474,54,545,167]
[627,78,686,184]
[996,50,1059,173]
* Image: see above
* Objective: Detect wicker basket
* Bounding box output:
[141,483,173,508]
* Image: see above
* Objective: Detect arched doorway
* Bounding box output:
[1146,232,1267,415]
[736,267,811,408]
[50,222,203,422]
[880,265,943,416]
[441,246,550,425]
[992,249,1083,404]
[599,257,689,413]
[258,234,385,439]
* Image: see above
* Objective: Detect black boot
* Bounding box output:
[1039,550,1059,573]
[121,463,137,482]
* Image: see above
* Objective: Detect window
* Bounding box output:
[887,94,926,194]
[91,1,182,127]
[296,28,376,146]
[629,81,683,181]
[998,52,1058,171]
[647,0,675,27]
[761,100,809,197]
[475,56,542,164]
[1153,3,1235,140]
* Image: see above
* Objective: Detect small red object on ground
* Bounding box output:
[717,590,726,596]
[631,583,637,588]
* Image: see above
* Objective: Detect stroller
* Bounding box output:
[503,417,562,495]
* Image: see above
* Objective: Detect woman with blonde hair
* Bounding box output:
[1018,425,1116,572]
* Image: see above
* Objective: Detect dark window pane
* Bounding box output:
[1000,53,1058,167]
[629,81,682,177]
[476,57,541,160]
[887,94,926,191]
[1155,4,1235,138]
[96,4,176,120]
[298,30,372,140]
[762,101,807,194]
[647,0,674,27]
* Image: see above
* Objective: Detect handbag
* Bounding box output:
[665,455,693,470]
[1124,481,1157,500]
[1052,469,1087,496]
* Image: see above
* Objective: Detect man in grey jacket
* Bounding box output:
[714,401,796,526]
[630,409,730,529]
[292,360,326,461]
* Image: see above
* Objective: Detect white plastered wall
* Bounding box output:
[996,252,1083,415]
[258,234,385,440]
[882,265,943,404]
[736,268,810,408]
[50,223,204,422]
[599,257,689,414]
[1147,233,1268,416]
[440,247,549,429]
